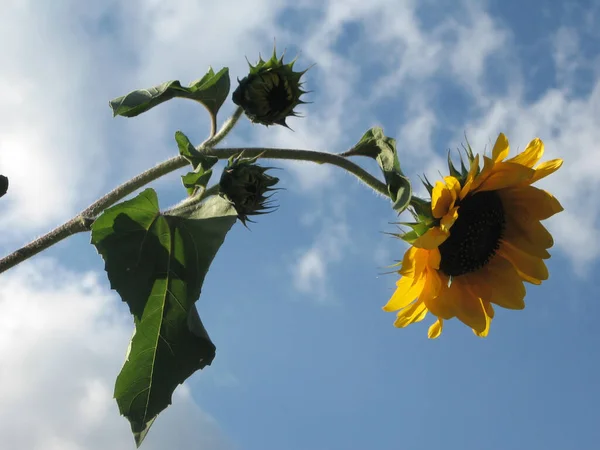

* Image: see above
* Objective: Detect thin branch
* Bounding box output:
[0,217,90,274]
[0,110,390,274]
[208,147,389,197]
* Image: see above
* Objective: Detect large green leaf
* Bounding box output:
[109,67,230,118]
[345,127,412,213]
[91,189,237,446]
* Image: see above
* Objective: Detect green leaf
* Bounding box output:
[175,131,219,195]
[90,189,237,446]
[0,175,8,198]
[175,131,218,171]
[396,229,419,244]
[109,80,191,118]
[346,127,412,213]
[409,196,434,223]
[188,67,230,118]
[181,170,213,195]
[398,221,431,237]
[109,67,230,118]
[447,150,462,179]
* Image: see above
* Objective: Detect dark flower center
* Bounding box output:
[438,190,505,277]
[262,73,293,112]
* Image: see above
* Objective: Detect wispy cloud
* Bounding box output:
[290,194,351,302]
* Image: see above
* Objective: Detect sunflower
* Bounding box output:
[383,133,563,338]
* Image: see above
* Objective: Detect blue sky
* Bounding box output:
[1,0,599,449]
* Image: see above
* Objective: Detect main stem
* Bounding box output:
[0,109,389,274]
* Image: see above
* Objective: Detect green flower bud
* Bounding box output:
[232,48,311,128]
[219,154,279,225]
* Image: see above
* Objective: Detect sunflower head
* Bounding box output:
[232,48,311,128]
[219,154,279,226]
[385,133,564,338]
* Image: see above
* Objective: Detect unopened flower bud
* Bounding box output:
[219,155,279,225]
[232,48,310,128]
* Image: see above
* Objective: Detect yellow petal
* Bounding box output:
[413,227,449,250]
[460,154,480,199]
[428,248,441,270]
[394,300,428,328]
[428,318,443,339]
[476,162,535,192]
[451,279,488,332]
[498,240,548,285]
[483,301,495,319]
[530,158,563,184]
[473,299,492,337]
[420,267,442,303]
[411,248,430,284]
[440,206,459,232]
[468,156,496,192]
[432,179,458,219]
[469,256,526,310]
[445,176,462,199]
[492,133,510,162]
[383,276,426,312]
[508,138,544,168]
[500,186,564,221]
[424,273,456,319]
[398,247,418,277]
[504,215,554,258]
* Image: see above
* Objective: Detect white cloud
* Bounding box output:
[0,1,117,237]
[294,248,327,295]
[290,195,351,302]
[0,259,232,450]
[553,26,580,88]
[447,3,509,97]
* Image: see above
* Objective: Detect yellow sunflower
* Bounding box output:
[383,133,563,338]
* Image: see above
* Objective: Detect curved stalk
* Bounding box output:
[0,116,389,274]
[208,147,388,196]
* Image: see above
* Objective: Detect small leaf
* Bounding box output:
[344,127,386,160]
[419,174,434,196]
[447,150,462,179]
[91,189,237,446]
[398,221,431,237]
[409,196,434,223]
[386,171,412,213]
[109,81,192,118]
[175,131,218,195]
[0,175,8,198]
[188,67,230,117]
[397,229,419,244]
[175,131,218,171]
[346,127,412,213]
[181,170,213,195]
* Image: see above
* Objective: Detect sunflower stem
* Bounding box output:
[0,108,389,274]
